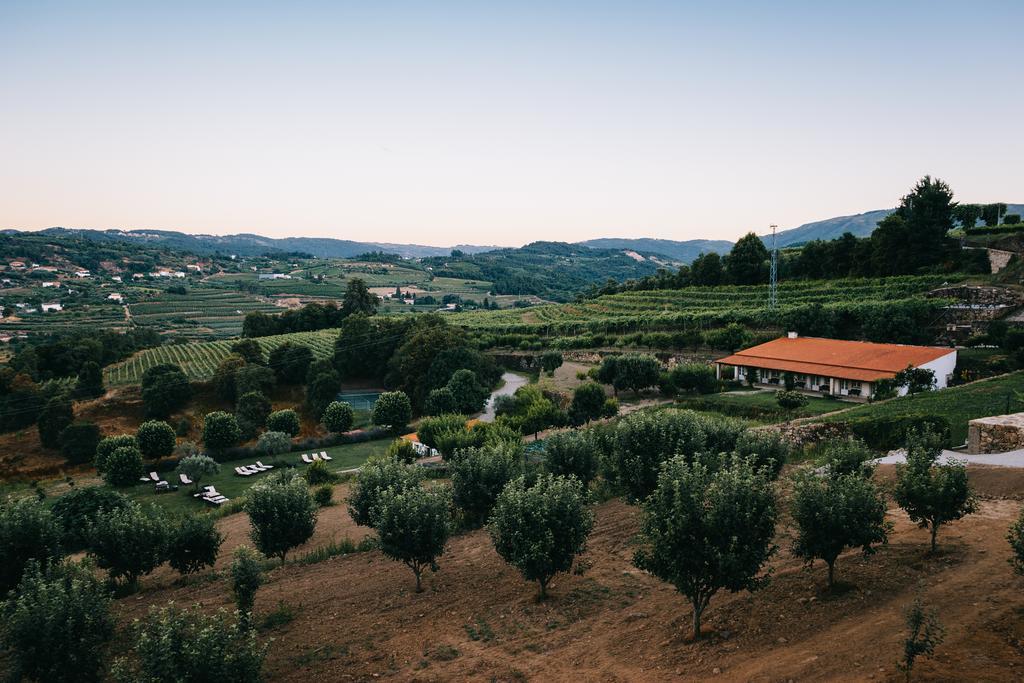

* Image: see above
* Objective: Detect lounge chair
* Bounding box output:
[235,466,254,476]
[256,461,274,470]
[179,473,193,485]
[301,454,315,464]
[149,471,160,482]
[139,475,151,482]
[319,451,332,461]
[204,495,228,505]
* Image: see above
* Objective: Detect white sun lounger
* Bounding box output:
[235,466,255,476]
[319,451,332,461]
[301,454,315,464]
[204,495,228,505]
[256,461,274,470]
[179,473,193,485]
[149,471,160,482]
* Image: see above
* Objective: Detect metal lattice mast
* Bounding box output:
[769,224,778,309]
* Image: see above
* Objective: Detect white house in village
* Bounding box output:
[41,302,63,312]
[107,293,124,302]
[111,275,122,283]
[42,281,58,288]
[74,270,90,278]
[715,333,957,401]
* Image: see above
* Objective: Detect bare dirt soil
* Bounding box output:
[118,466,1024,682]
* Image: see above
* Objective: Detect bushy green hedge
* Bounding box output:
[846,415,951,451]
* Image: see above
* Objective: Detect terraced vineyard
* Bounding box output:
[129,289,281,337]
[450,275,959,335]
[105,328,339,385]
[0,304,127,335]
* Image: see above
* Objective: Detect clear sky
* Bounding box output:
[2,1,1021,246]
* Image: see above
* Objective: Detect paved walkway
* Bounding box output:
[875,448,1024,468]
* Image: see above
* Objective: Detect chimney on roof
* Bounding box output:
[787,331,798,339]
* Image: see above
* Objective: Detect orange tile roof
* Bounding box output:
[716,336,955,383]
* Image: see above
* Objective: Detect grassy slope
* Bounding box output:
[675,389,845,421]
[816,370,1024,445]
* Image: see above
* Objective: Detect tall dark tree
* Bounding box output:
[341,277,379,317]
[141,364,192,418]
[871,176,957,275]
[75,361,105,399]
[690,252,724,286]
[724,232,770,285]
[37,394,74,449]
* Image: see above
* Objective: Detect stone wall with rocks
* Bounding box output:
[752,421,850,450]
[967,413,1024,454]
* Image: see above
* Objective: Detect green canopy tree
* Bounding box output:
[245,473,318,563]
[341,277,379,317]
[724,232,770,285]
[374,484,453,593]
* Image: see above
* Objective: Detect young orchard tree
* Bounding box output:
[230,546,263,628]
[86,502,170,589]
[374,484,453,593]
[450,443,523,528]
[0,496,63,594]
[245,473,318,563]
[633,456,777,640]
[542,429,598,488]
[348,455,422,527]
[136,420,177,460]
[1008,506,1024,575]
[790,471,889,590]
[893,429,977,553]
[321,400,355,434]
[167,515,223,577]
[898,599,944,682]
[1,560,114,683]
[569,381,607,425]
[488,474,593,600]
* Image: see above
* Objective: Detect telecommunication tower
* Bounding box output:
[768,224,778,309]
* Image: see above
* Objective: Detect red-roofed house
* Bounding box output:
[715,333,956,401]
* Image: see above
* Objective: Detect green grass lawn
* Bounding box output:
[129,438,391,515]
[675,389,847,421]
[816,370,1024,445]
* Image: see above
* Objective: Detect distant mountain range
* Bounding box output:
[10,203,1023,263]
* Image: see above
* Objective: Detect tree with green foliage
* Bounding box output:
[425,386,458,415]
[234,364,276,398]
[386,438,418,464]
[230,546,263,627]
[59,421,101,464]
[373,391,412,433]
[387,316,467,409]
[101,444,144,487]
[266,408,300,437]
[236,390,272,438]
[231,338,265,365]
[341,277,379,317]
[0,497,63,594]
[732,429,790,479]
[893,428,978,552]
[75,360,105,399]
[37,393,73,449]
[790,471,889,590]
[168,515,223,576]
[489,474,593,599]
[112,604,266,683]
[86,502,169,589]
[94,433,138,472]
[665,363,718,395]
[633,456,777,640]
[981,202,1007,227]
[451,443,523,527]
[445,368,489,414]
[374,484,452,592]
[141,363,192,418]
[690,251,724,286]
[256,430,292,455]
[894,365,936,394]
[871,176,957,275]
[51,486,129,551]
[136,419,176,460]
[725,232,770,285]
[245,473,318,563]
[267,342,313,385]
[348,455,423,527]
[540,351,563,376]
[0,560,114,683]
[569,381,607,425]
[203,411,242,452]
[543,429,598,488]
[704,322,752,353]
[416,413,468,451]
[953,203,982,230]
[213,354,247,403]
[306,369,342,419]
[322,400,355,433]
[177,454,220,491]
[820,437,876,478]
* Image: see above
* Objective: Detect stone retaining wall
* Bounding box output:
[967,412,1024,454]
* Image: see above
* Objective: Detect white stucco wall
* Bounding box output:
[916,350,957,392]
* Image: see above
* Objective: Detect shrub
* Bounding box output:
[543,430,598,488]
[141,364,192,418]
[372,391,412,433]
[569,382,607,425]
[489,474,593,599]
[451,443,523,527]
[847,414,951,451]
[167,515,223,576]
[733,429,790,479]
[819,437,875,478]
[314,485,334,507]
[667,363,719,395]
[790,471,889,590]
[348,456,422,527]
[633,456,777,640]
[136,420,177,460]
[303,459,336,486]
[245,474,318,562]
[112,604,266,683]
[86,502,169,588]
[775,390,808,410]
[425,387,458,415]
[101,445,144,487]
[374,484,453,592]
[0,560,114,683]
[387,438,418,464]
[893,428,977,552]
[321,400,354,433]
[51,486,130,551]
[0,497,63,594]
[416,413,467,450]
[230,546,263,624]
[266,409,301,437]
[256,430,292,455]
[95,433,139,472]
[58,421,101,464]
[540,351,563,376]
[203,411,242,451]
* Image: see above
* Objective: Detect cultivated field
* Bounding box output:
[129,289,281,337]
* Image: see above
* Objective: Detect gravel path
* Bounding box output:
[875,448,1024,467]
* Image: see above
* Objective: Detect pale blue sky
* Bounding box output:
[2,1,1021,245]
